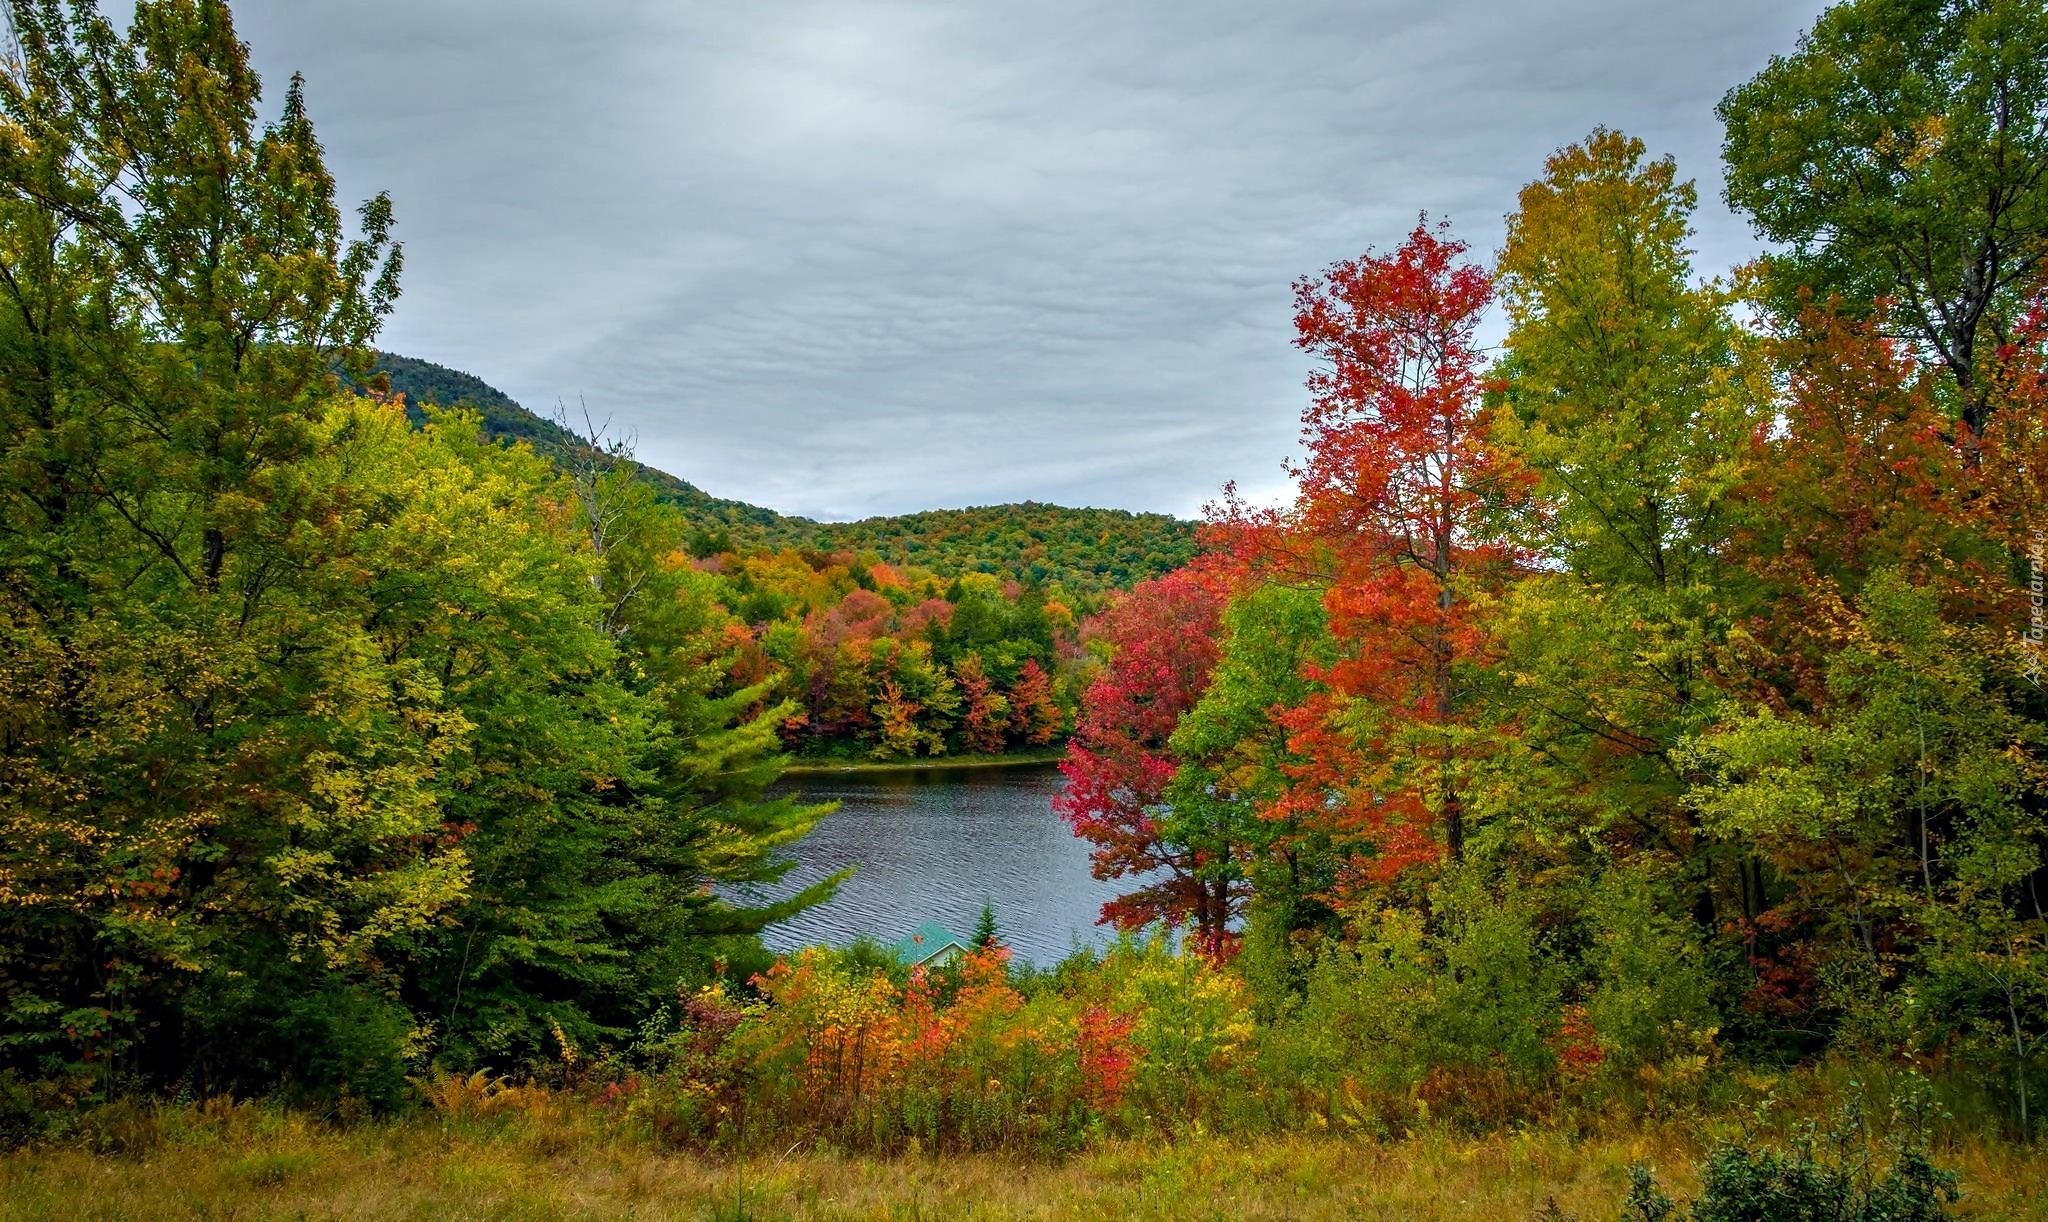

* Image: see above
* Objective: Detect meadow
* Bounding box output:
[4,1085,2044,1221]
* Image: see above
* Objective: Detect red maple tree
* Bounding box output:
[954,654,1009,755]
[1268,217,1523,881]
[1008,658,1063,747]
[1054,570,1227,938]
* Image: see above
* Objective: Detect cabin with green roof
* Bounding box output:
[891,919,973,969]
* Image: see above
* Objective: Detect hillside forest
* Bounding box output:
[3,0,2048,1217]
[359,355,1194,763]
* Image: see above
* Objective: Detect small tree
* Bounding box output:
[1055,570,1229,939]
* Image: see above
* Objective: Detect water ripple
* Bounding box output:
[738,762,1132,966]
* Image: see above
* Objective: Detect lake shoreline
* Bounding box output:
[781,749,1066,776]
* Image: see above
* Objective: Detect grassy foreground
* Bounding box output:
[3,1111,2043,1221]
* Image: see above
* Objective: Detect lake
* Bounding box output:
[747,760,1129,966]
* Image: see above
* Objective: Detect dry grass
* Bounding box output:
[2,1110,2044,1221]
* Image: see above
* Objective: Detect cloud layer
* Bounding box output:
[236,0,1826,519]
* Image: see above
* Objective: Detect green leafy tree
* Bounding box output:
[0,0,438,1092]
[373,417,841,1067]
[1168,586,1338,978]
[1684,571,2044,1101]
[1488,129,1755,954]
[1719,0,2048,433]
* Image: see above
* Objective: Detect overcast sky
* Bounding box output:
[233,1,1826,521]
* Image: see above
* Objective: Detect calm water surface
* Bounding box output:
[748,762,1125,966]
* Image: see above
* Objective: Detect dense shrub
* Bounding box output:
[590,929,1747,1154]
[1631,1080,1961,1222]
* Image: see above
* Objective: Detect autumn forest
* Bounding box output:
[3,0,2048,1217]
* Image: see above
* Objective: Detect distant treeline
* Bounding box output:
[712,550,1075,761]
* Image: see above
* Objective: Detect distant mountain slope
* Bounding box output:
[360,352,1196,592]
[370,351,580,453]
[366,352,801,540]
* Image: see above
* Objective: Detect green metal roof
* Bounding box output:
[891,919,973,966]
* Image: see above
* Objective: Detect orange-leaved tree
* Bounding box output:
[1271,218,1525,883]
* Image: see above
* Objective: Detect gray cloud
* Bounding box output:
[234,0,1827,520]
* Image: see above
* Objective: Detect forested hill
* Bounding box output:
[364,351,1197,592]
[812,503,1196,593]
[365,352,794,538]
